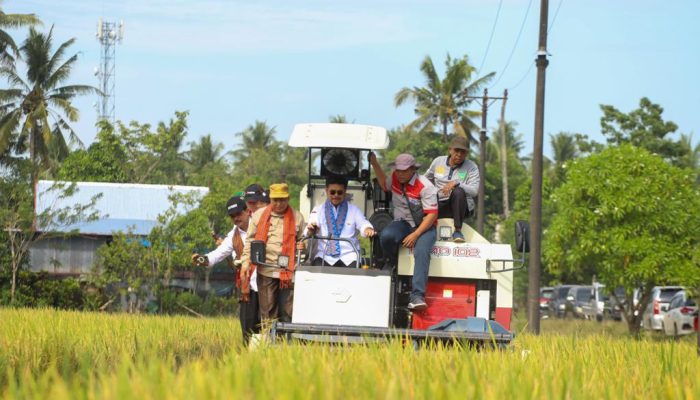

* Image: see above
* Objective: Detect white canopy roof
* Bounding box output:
[288,123,389,150]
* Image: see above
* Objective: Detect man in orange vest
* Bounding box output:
[240,183,305,327]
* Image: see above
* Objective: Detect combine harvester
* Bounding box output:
[258,123,529,347]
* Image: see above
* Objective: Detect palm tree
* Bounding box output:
[550,132,579,165]
[0,2,41,65]
[394,54,494,145]
[232,120,279,161]
[0,26,98,171]
[185,134,225,172]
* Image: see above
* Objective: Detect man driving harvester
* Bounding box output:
[369,152,438,311]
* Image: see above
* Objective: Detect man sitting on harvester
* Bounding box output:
[304,175,376,267]
[369,153,438,311]
[424,136,479,243]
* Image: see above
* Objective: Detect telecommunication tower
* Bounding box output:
[95,18,124,125]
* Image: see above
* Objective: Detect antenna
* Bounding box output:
[95,19,124,127]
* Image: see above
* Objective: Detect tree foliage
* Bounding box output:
[0,26,97,172]
[395,54,494,146]
[544,145,700,334]
[600,97,688,166]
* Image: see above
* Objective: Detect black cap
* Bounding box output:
[244,184,265,202]
[225,196,247,216]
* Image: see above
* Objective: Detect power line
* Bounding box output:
[505,0,564,91]
[477,0,504,73]
[489,0,534,89]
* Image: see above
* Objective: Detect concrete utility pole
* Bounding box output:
[477,89,488,234]
[499,89,510,219]
[462,90,507,236]
[527,0,549,335]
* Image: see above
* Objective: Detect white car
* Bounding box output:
[641,286,684,331]
[662,290,698,337]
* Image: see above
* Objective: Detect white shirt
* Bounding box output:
[205,227,257,292]
[305,201,373,266]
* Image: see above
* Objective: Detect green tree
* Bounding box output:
[1,170,99,303]
[394,54,494,145]
[0,1,41,65]
[600,97,688,166]
[232,120,279,161]
[544,145,700,334]
[118,111,189,184]
[0,27,97,173]
[184,134,225,173]
[56,120,130,182]
[548,132,580,186]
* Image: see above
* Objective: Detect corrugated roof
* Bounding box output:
[35,181,209,235]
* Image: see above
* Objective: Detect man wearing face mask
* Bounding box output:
[305,176,376,267]
[369,153,438,312]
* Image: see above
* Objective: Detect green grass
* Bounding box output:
[1,308,699,399]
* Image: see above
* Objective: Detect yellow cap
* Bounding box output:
[269,183,290,199]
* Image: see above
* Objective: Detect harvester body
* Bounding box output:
[269,123,522,346]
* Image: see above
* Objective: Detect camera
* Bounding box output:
[195,255,208,265]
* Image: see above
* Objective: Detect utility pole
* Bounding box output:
[462,90,506,236]
[527,0,549,335]
[499,89,510,219]
[477,89,488,234]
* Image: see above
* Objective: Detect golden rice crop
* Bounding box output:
[1,308,698,399]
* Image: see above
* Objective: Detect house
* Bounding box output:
[31,180,209,276]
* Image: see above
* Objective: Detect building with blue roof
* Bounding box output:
[30,180,209,276]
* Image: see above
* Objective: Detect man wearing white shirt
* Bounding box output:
[305,176,375,267]
[191,196,259,343]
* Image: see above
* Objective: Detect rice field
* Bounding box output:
[1,308,699,399]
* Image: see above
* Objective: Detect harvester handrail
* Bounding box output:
[297,234,362,269]
[486,246,527,273]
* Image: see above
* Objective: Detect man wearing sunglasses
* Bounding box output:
[305,176,376,267]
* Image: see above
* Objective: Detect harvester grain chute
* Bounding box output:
[262,123,528,347]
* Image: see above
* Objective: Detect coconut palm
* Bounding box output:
[394,54,494,146]
[550,132,579,165]
[184,134,225,172]
[0,2,41,65]
[232,120,279,161]
[0,26,98,170]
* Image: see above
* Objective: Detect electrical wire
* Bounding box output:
[488,0,534,89]
[477,0,504,74]
[506,0,565,91]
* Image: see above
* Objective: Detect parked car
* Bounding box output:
[641,286,684,331]
[565,286,593,318]
[662,290,698,337]
[540,287,553,317]
[582,283,607,321]
[548,285,578,318]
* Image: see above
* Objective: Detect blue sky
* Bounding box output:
[9,0,700,157]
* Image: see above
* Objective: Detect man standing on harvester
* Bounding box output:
[369,153,438,311]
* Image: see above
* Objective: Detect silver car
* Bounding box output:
[641,286,684,331]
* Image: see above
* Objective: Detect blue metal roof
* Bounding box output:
[35,181,209,236]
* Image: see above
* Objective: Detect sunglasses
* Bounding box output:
[328,190,345,196]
